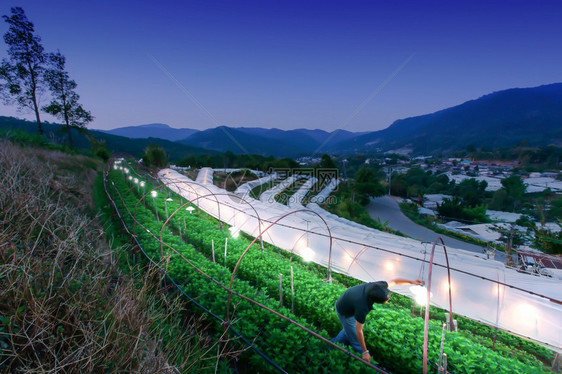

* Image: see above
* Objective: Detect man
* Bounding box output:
[331,278,425,362]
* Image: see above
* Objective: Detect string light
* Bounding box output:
[410,285,433,306]
[229,226,240,238]
[301,247,315,262]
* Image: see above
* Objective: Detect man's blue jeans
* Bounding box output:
[331,308,362,353]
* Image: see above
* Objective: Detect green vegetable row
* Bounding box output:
[107,171,371,373]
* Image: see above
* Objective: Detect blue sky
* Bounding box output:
[1,0,561,132]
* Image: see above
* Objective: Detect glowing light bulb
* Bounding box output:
[410,285,432,306]
[442,279,454,294]
[302,247,315,262]
[229,226,240,238]
[384,261,395,272]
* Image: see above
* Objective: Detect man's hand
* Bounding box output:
[362,351,371,361]
[413,279,425,286]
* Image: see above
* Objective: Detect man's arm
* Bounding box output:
[387,278,425,287]
[355,321,371,361]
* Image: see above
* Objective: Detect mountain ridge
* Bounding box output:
[7,82,561,158]
[102,83,562,156]
[100,123,198,142]
[327,83,562,155]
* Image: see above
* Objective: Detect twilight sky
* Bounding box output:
[1,0,561,132]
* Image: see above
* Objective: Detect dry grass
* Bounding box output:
[0,141,232,373]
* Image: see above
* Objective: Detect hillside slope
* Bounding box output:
[0,139,227,371]
[332,83,562,155]
[0,116,218,161]
[101,123,198,141]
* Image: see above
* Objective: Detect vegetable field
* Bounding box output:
[104,161,555,373]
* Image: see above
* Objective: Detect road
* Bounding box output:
[366,196,506,262]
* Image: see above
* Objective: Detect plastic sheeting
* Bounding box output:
[159,168,562,352]
[235,173,277,197]
[259,175,299,204]
[288,177,318,208]
[310,178,341,204]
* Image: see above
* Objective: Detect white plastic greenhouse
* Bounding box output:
[159,168,562,353]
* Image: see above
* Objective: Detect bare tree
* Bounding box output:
[0,7,46,135]
[42,51,93,148]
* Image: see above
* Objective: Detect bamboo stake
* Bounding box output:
[438,323,446,370]
[279,274,283,308]
[224,237,228,265]
[290,266,294,314]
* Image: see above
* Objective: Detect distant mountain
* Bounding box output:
[178,127,363,157]
[330,83,562,155]
[178,127,306,157]
[59,82,562,158]
[101,123,198,141]
[0,117,218,161]
[100,122,365,157]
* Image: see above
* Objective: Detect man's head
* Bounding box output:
[367,282,391,304]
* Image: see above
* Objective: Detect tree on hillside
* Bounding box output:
[517,209,562,255]
[223,150,235,168]
[142,144,168,168]
[494,224,526,267]
[532,221,562,255]
[548,197,562,221]
[455,178,488,207]
[436,197,489,223]
[354,166,385,205]
[436,197,464,221]
[320,153,337,170]
[0,7,47,135]
[88,135,110,162]
[427,173,452,193]
[264,157,299,172]
[390,172,407,197]
[42,51,93,148]
[494,175,527,211]
[488,188,507,211]
[501,175,526,200]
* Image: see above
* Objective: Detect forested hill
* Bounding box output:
[0,116,218,161]
[330,83,562,155]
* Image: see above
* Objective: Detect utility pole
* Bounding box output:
[388,167,392,196]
